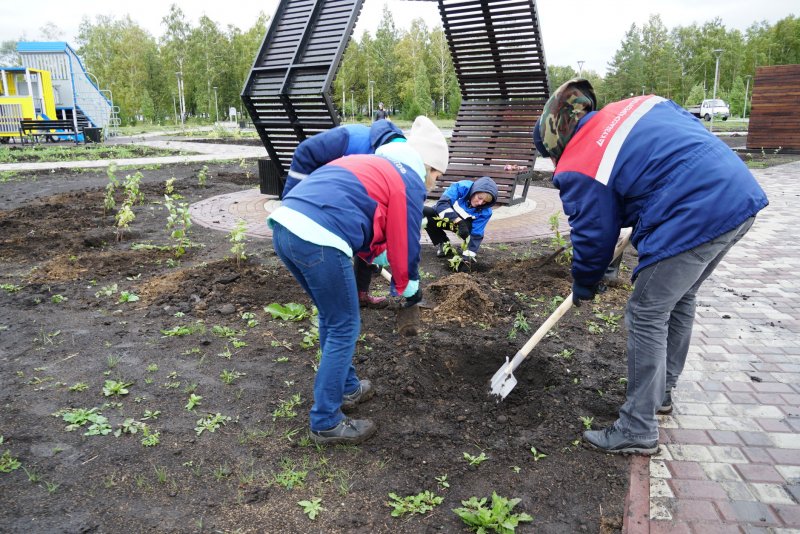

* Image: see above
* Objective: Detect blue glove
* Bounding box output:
[401,279,419,298]
[572,281,598,307]
[372,251,389,267]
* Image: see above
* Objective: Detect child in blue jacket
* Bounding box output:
[423,177,498,270]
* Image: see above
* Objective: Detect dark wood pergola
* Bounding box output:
[241,0,550,205]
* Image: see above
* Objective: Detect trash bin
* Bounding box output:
[258,159,285,196]
[83,127,102,143]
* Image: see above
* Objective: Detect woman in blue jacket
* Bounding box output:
[423,176,498,270]
[267,121,448,445]
[534,79,768,455]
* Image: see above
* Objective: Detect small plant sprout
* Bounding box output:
[453,492,533,533]
[386,491,444,517]
[435,474,450,490]
[297,498,325,520]
[530,446,548,461]
[463,451,488,466]
[197,164,208,187]
[68,382,89,392]
[141,427,160,447]
[264,302,312,321]
[94,283,118,298]
[0,450,21,472]
[118,291,140,303]
[220,369,245,385]
[274,458,307,489]
[50,294,67,304]
[508,311,531,340]
[142,410,161,420]
[272,394,302,420]
[548,212,573,264]
[580,416,594,430]
[103,163,119,214]
[241,311,258,328]
[557,348,574,359]
[229,219,248,266]
[164,194,192,258]
[1,283,22,293]
[103,379,133,397]
[164,177,176,195]
[115,203,135,241]
[194,413,232,435]
[185,393,203,411]
[123,171,144,205]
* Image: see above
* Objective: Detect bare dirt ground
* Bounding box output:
[2,137,795,533]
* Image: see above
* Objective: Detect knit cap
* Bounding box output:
[406,116,449,173]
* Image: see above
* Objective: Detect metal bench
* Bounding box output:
[19,119,81,144]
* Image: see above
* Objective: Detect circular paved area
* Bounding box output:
[189,186,568,243]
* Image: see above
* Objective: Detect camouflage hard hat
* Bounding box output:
[535,78,597,163]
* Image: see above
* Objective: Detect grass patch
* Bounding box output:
[0,144,195,164]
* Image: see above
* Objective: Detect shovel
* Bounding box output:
[489,229,632,400]
[376,266,422,337]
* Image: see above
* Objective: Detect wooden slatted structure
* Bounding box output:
[242,0,550,202]
[433,0,549,205]
[747,64,800,151]
[241,0,365,192]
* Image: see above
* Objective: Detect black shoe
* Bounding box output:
[341,379,374,411]
[583,426,659,455]
[435,242,451,258]
[310,417,376,445]
[657,389,673,414]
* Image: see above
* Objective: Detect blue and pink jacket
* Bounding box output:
[282,120,404,198]
[552,96,768,286]
[278,155,426,295]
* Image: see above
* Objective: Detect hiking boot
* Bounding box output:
[658,389,673,414]
[435,242,451,258]
[583,426,659,455]
[341,379,375,411]
[310,417,377,445]
[358,291,387,309]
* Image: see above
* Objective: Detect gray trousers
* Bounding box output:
[616,217,755,440]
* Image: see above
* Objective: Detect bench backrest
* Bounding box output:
[20,120,78,132]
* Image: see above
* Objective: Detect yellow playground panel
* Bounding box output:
[0,67,58,142]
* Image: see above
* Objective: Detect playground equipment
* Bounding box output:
[0,42,118,143]
[241,0,550,205]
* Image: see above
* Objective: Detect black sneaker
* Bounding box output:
[341,379,374,411]
[657,389,673,414]
[583,426,659,455]
[435,242,451,258]
[310,417,376,445]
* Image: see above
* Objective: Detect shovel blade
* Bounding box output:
[489,358,518,400]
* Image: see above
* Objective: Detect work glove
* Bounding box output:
[372,251,389,268]
[401,280,421,306]
[457,218,473,240]
[571,281,599,307]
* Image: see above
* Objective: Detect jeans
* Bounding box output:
[617,217,755,440]
[271,223,362,431]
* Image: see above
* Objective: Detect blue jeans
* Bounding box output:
[271,223,362,432]
[617,217,755,440]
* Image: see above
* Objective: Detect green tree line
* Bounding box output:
[2,6,796,124]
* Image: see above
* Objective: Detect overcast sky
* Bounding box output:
[0,1,795,73]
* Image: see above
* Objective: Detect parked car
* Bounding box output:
[687,99,730,121]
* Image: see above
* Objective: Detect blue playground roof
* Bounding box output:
[17,42,72,53]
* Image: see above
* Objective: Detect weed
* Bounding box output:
[264,302,312,321]
[229,219,248,266]
[142,410,161,420]
[548,213,573,264]
[231,338,247,348]
[44,481,60,494]
[195,413,232,435]
[103,379,132,397]
[68,382,89,392]
[0,450,21,472]
[118,291,140,303]
[21,465,41,483]
[579,416,594,430]
[300,326,320,349]
[463,451,488,466]
[298,498,325,520]
[161,322,204,337]
[141,427,160,447]
[387,490,443,517]
[453,492,533,533]
[586,321,604,335]
[146,363,158,372]
[185,393,203,411]
[94,283,118,298]
[220,369,245,385]
[154,465,169,484]
[594,310,620,332]
[0,283,22,293]
[50,294,67,304]
[530,446,547,461]
[272,394,302,420]
[211,325,241,339]
[435,474,450,490]
[508,311,530,340]
[197,165,208,187]
[241,312,258,328]
[274,458,307,489]
[106,354,120,369]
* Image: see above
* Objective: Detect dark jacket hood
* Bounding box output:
[469,176,499,209]
[370,120,405,149]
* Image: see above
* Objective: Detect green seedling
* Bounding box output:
[45,481,60,494]
[264,302,312,321]
[115,203,135,241]
[241,312,258,328]
[298,498,325,520]
[231,338,247,348]
[94,283,118,298]
[106,354,120,369]
[463,451,488,466]
[300,326,319,349]
[229,219,248,267]
[586,321,604,335]
[142,410,160,420]
[60,407,112,436]
[435,474,450,490]
[273,394,302,420]
[387,491,443,517]
[50,294,67,304]
[557,348,574,359]
[103,380,132,397]
[21,465,41,482]
[141,427,160,447]
[0,450,21,473]
[508,311,530,340]
[594,310,621,332]
[185,393,203,411]
[195,413,232,435]
[220,369,245,385]
[211,325,240,339]
[161,322,204,337]
[164,194,192,258]
[197,165,208,187]
[0,283,22,293]
[530,446,547,461]
[453,492,533,533]
[579,416,594,430]
[548,212,573,264]
[118,291,139,303]
[146,363,158,372]
[274,458,307,489]
[164,177,176,195]
[114,418,147,437]
[123,171,144,205]
[103,164,119,214]
[68,382,89,392]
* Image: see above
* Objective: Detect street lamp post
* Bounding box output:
[710,49,723,132]
[213,86,219,123]
[577,60,585,77]
[743,75,752,119]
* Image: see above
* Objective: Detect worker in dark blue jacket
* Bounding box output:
[423,177,498,271]
[281,120,405,307]
[534,79,768,455]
